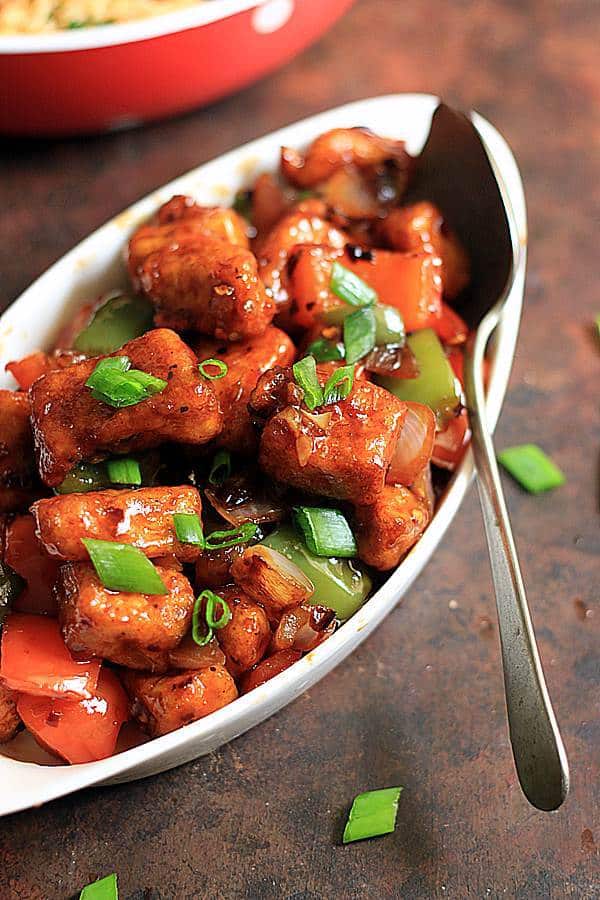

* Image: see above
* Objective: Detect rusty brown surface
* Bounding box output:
[0,0,598,897]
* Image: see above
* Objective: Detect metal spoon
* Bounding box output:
[408,103,570,811]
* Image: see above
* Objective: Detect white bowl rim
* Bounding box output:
[0,0,262,54]
[0,93,527,816]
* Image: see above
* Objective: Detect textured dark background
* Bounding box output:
[0,1,598,897]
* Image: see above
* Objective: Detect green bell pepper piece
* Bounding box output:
[73,293,153,355]
[261,526,371,622]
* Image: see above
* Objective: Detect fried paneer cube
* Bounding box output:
[57,562,195,672]
[194,325,295,453]
[0,681,20,743]
[0,390,37,512]
[137,237,274,341]
[354,484,430,571]
[259,375,407,505]
[215,590,271,676]
[29,328,222,486]
[32,485,203,562]
[122,665,238,736]
[156,196,249,244]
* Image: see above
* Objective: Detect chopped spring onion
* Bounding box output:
[330,261,378,308]
[323,364,354,405]
[82,539,168,595]
[208,449,232,486]
[324,304,405,348]
[498,444,565,494]
[79,873,118,900]
[192,589,231,646]
[293,507,357,558]
[343,787,403,844]
[595,314,600,339]
[0,560,25,627]
[106,458,141,486]
[204,522,258,551]
[56,461,109,494]
[293,355,324,410]
[305,338,344,363]
[198,358,228,380]
[343,308,376,364]
[86,356,167,409]
[73,293,153,355]
[173,513,204,546]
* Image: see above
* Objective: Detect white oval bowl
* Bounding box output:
[0,93,526,817]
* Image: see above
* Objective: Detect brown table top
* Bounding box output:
[0,1,598,897]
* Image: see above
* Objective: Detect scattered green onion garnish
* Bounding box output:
[198,358,228,380]
[343,787,403,844]
[208,449,232,486]
[322,364,354,405]
[293,507,357,558]
[293,355,324,410]
[595,314,600,339]
[192,589,232,646]
[305,337,344,363]
[343,307,376,364]
[204,522,258,551]
[56,461,109,494]
[85,356,167,409]
[82,539,168,595]
[173,513,204,547]
[330,261,378,308]
[106,458,141,486]
[497,444,565,494]
[79,873,118,900]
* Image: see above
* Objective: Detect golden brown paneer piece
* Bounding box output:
[230,545,314,623]
[377,202,470,299]
[258,374,407,505]
[157,196,250,246]
[32,485,203,562]
[0,681,20,743]
[281,128,409,188]
[137,238,274,341]
[57,562,195,672]
[29,328,222,487]
[194,326,295,453]
[354,484,430,571]
[0,390,37,512]
[122,665,238,737]
[216,590,271,676]
[255,200,349,306]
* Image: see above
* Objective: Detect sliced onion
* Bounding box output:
[271,603,336,653]
[301,410,332,431]
[205,472,285,527]
[411,464,435,517]
[365,344,419,378]
[169,634,226,670]
[230,545,314,620]
[387,402,436,486]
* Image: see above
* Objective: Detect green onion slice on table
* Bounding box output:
[192,589,232,646]
[497,444,565,494]
[330,261,378,308]
[293,507,357,558]
[79,872,118,900]
[343,787,403,844]
[82,539,168,595]
[173,513,205,547]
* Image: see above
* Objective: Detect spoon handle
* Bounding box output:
[465,311,569,811]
